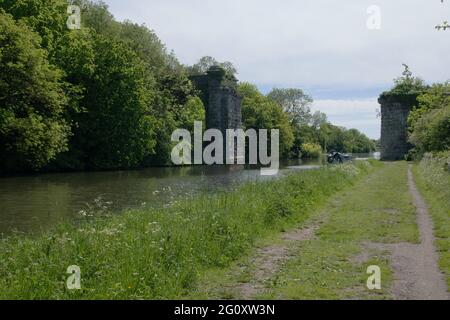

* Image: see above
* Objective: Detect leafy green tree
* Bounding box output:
[50,26,158,169]
[0,12,70,172]
[383,64,427,95]
[238,83,294,157]
[267,88,314,156]
[71,35,158,169]
[267,88,313,127]
[409,83,450,153]
[0,0,68,58]
[324,126,375,154]
[300,143,322,159]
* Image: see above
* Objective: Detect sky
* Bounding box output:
[101,0,450,139]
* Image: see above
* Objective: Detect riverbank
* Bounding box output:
[0,161,376,299]
[0,158,325,236]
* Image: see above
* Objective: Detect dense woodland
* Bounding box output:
[1,0,378,174]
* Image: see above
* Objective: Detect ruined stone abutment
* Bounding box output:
[190,66,242,134]
[379,93,418,161]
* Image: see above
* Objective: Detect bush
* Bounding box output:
[408,83,450,154]
[300,143,322,159]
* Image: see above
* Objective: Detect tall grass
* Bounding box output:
[0,161,377,299]
[413,151,450,288]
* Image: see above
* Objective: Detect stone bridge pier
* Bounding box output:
[190,66,243,162]
[379,93,418,161]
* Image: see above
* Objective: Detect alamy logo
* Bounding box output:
[366,5,381,30]
[66,265,81,290]
[366,265,381,290]
[66,5,81,30]
[171,121,280,176]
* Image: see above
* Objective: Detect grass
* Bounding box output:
[195,161,419,300]
[0,161,376,299]
[262,162,419,299]
[412,153,450,288]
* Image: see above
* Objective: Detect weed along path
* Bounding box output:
[192,162,449,300]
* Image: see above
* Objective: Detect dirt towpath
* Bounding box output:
[388,165,448,300]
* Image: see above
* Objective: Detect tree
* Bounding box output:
[70,34,158,169]
[0,0,69,58]
[310,111,328,130]
[267,88,313,127]
[0,12,70,172]
[300,143,322,159]
[238,83,294,158]
[384,64,427,95]
[408,83,450,153]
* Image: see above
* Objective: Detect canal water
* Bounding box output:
[0,154,378,236]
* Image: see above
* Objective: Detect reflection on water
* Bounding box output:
[0,154,377,235]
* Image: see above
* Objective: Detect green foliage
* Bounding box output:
[297,120,376,155]
[188,56,237,78]
[0,0,68,56]
[177,97,205,132]
[300,143,322,159]
[147,96,204,166]
[264,89,374,156]
[382,64,427,96]
[343,128,377,153]
[267,88,313,127]
[0,12,70,172]
[408,83,450,154]
[69,34,157,169]
[238,83,295,157]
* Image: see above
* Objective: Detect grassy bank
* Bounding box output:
[0,161,377,299]
[192,161,419,299]
[413,152,450,288]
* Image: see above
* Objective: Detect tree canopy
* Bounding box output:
[0,12,70,172]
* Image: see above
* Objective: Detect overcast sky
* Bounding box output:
[102,0,449,139]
